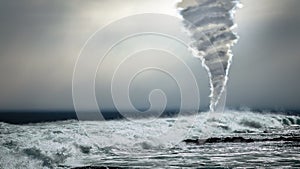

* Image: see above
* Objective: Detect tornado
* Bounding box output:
[177,0,241,111]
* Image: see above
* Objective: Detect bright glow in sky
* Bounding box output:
[0,0,300,111]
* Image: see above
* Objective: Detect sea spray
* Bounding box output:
[177,0,241,111]
[1,111,300,168]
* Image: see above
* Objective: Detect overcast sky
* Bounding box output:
[0,0,300,112]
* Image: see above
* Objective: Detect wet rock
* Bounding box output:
[183,136,300,145]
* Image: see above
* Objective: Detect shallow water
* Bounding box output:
[0,111,300,168]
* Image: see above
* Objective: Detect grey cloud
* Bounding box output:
[0,0,300,111]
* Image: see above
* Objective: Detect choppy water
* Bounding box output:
[1,111,300,168]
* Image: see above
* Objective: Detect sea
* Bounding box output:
[1,110,300,169]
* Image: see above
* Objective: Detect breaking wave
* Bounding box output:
[0,111,300,168]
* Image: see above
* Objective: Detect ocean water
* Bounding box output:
[1,111,300,169]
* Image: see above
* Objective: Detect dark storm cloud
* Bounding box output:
[227,0,300,110]
[0,0,85,110]
[0,0,299,111]
[0,0,197,111]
